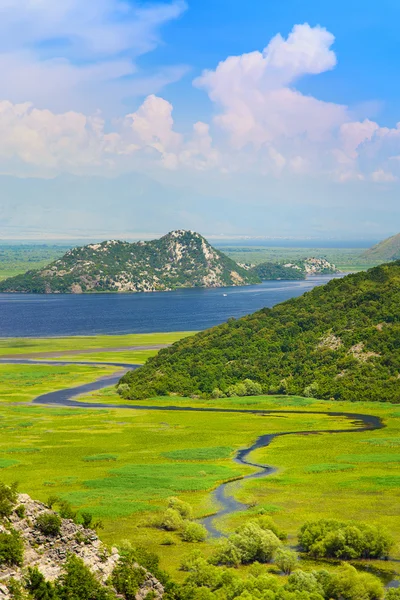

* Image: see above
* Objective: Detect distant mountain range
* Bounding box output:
[121,261,400,403]
[0,230,260,294]
[362,233,400,262]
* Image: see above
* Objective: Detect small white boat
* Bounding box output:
[223,293,228,297]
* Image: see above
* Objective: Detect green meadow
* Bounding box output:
[0,334,398,580]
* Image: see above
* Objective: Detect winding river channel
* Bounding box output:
[0,357,385,539]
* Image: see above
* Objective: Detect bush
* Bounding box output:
[158,508,184,531]
[299,519,394,559]
[252,516,287,541]
[80,512,93,529]
[15,505,26,519]
[0,482,18,518]
[111,555,146,600]
[58,500,76,521]
[57,554,116,600]
[181,522,207,543]
[274,548,298,575]
[25,567,58,600]
[47,495,60,509]
[0,528,24,566]
[168,497,193,520]
[36,513,62,537]
[212,522,281,566]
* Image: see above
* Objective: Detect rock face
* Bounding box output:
[0,230,260,294]
[0,494,163,600]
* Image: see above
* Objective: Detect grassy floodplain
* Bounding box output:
[0,333,399,582]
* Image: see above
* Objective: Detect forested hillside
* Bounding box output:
[121,262,400,403]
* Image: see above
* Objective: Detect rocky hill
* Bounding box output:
[120,261,400,403]
[362,233,400,262]
[0,231,260,294]
[0,487,163,599]
[252,258,338,281]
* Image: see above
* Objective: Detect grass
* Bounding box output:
[0,333,398,581]
[0,332,194,355]
[219,245,380,271]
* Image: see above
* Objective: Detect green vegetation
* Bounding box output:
[35,512,62,536]
[0,332,399,589]
[0,231,260,293]
[298,519,393,559]
[252,262,306,280]
[122,262,400,403]
[362,233,400,262]
[0,245,68,281]
[0,332,193,357]
[0,528,24,566]
[220,245,381,271]
[0,481,18,517]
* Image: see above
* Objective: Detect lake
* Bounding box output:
[0,275,343,337]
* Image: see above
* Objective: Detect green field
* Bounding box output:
[218,245,381,271]
[0,334,398,582]
[0,245,69,281]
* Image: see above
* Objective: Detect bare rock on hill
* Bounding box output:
[0,494,164,600]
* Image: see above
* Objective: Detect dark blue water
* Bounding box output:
[0,275,343,338]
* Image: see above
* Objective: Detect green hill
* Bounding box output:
[0,230,260,294]
[121,261,400,403]
[362,233,400,262]
[252,262,306,280]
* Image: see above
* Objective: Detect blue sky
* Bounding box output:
[0,0,399,240]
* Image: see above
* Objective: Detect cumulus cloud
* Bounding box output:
[0,21,399,184]
[0,0,188,113]
[194,23,344,151]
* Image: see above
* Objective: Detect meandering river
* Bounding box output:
[0,358,384,538]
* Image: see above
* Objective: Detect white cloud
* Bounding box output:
[371,169,397,183]
[0,21,399,185]
[0,0,187,113]
[194,23,345,151]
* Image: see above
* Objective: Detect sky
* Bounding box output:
[1,0,400,241]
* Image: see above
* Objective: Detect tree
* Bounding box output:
[181,522,207,543]
[274,548,298,575]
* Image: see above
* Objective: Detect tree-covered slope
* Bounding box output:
[121,262,400,403]
[362,233,400,262]
[252,262,306,280]
[0,230,260,294]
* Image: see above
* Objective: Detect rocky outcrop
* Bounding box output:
[0,230,260,294]
[0,494,163,599]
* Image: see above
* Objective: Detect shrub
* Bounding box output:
[15,505,26,519]
[168,497,193,520]
[299,519,394,559]
[80,512,93,529]
[111,555,146,600]
[0,482,18,518]
[252,516,287,541]
[158,508,184,531]
[25,567,58,600]
[36,513,62,537]
[57,554,116,600]
[0,528,24,566]
[58,500,76,521]
[181,522,207,543]
[230,523,281,564]
[274,548,298,575]
[47,495,60,509]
